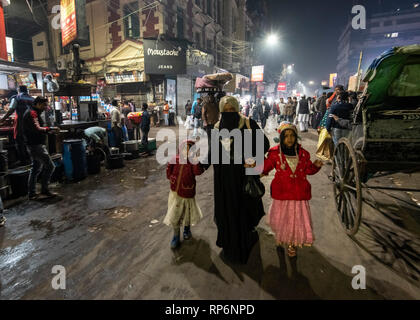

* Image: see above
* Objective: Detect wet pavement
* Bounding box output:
[0,123,419,300]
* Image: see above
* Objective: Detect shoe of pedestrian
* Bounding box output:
[41,191,58,198]
[170,235,181,249]
[183,226,192,240]
[29,193,39,200]
[0,215,6,227]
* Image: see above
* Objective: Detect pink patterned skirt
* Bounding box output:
[267,200,314,247]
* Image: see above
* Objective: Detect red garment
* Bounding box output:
[263,145,320,201]
[326,92,337,109]
[167,155,204,199]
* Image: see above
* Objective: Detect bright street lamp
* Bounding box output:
[266,34,278,46]
[308,81,314,85]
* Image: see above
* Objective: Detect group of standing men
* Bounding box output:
[0,85,60,202]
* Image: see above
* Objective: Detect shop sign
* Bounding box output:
[61,0,77,47]
[143,39,187,75]
[277,82,287,91]
[329,73,338,88]
[105,71,144,84]
[251,65,264,82]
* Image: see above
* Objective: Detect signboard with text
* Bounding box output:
[251,65,264,82]
[277,82,287,91]
[61,0,77,47]
[329,73,338,88]
[143,39,187,75]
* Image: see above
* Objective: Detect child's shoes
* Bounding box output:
[183,226,192,240]
[170,235,181,249]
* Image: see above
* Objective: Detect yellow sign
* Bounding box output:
[329,73,338,88]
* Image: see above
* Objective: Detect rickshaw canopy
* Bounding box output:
[362,44,420,107]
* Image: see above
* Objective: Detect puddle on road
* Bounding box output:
[0,240,35,269]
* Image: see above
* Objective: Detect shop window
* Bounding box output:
[207,0,212,16]
[81,26,91,47]
[195,32,201,48]
[124,2,140,39]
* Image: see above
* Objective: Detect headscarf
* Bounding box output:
[277,122,299,156]
[219,96,240,131]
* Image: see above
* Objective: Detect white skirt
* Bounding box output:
[164,191,203,228]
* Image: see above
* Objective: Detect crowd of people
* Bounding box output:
[0,90,156,228]
[234,85,357,148]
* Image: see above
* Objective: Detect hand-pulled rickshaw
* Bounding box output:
[332,45,420,236]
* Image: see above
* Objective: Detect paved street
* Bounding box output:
[0,124,419,300]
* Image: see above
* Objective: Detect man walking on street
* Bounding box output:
[202,94,220,146]
[260,98,270,129]
[191,98,203,138]
[278,98,286,124]
[297,96,310,132]
[110,100,123,150]
[163,101,170,126]
[284,97,294,123]
[140,103,151,156]
[23,97,60,199]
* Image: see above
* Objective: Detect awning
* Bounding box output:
[54,82,94,96]
[0,59,52,74]
[86,40,145,76]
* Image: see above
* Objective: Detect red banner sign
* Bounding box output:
[61,0,77,47]
[277,82,287,91]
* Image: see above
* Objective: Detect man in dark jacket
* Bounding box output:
[140,103,151,156]
[23,97,60,199]
[0,86,33,166]
[326,91,354,145]
[297,96,310,132]
[260,98,270,129]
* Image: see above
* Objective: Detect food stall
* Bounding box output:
[0,60,52,170]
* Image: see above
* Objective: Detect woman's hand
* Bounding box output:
[244,158,256,168]
[313,160,324,168]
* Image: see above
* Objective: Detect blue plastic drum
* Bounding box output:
[63,139,88,182]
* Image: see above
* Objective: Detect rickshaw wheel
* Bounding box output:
[332,138,362,236]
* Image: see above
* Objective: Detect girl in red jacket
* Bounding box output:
[164,140,204,249]
[262,122,323,258]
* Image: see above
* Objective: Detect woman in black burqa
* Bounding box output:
[202,96,270,264]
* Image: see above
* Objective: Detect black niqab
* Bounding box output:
[220,112,240,131]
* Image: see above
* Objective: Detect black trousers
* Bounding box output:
[112,126,123,150]
[261,117,267,129]
[16,134,31,165]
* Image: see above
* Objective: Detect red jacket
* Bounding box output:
[167,156,204,199]
[263,145,320,201]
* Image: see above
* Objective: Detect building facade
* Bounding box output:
[337,1,420,86]
[30,0,251,116]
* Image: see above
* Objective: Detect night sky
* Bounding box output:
[247,0,353,84]
[247,0,417,85]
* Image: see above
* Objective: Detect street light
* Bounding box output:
[266,34,278,46]
[308,81,314,85]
